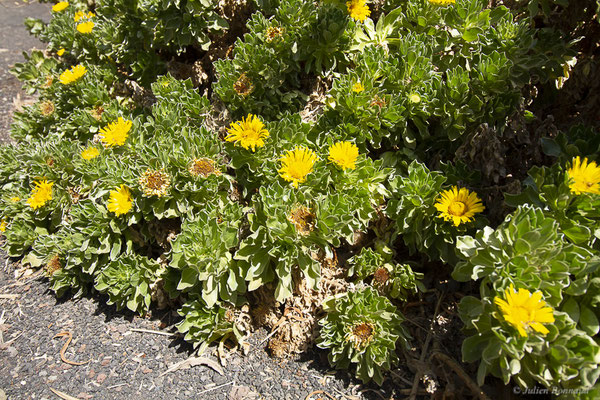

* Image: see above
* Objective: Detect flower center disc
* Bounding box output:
[448,201,466,216]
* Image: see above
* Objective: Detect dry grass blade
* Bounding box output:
[160,356,224,376]
[304,389,338,400]
[129,328,180,337]
[53,332,89,366]
[0,294,19,299]
[49,387,81,400]
[431,351,491,400]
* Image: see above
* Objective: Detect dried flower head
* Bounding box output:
[233,73,254,97]
[89,105,105,121]
[345,321,375,350]
[373,267,390,285]
[139,169,171,197]
[45,254,62,276]
[370,95,387,108]
[39,100,55,117]
[265,26,284,42]
[42,75,54,88]
[287,205,315,236]
[189,158,221,178]
[10,197,20,203]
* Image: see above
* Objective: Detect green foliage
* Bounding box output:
[454,205,600,390]
[386,160,486,264]
[95,253,162,314]
[317,287,411,385]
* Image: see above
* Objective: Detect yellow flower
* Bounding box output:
[107,185,133,216]
[428,0,456,5]
[56,48,65,56]
[434,186,484,226]
[76,21,94,34]
[81,147,100,160]
[346,0,371,22]
[225,114,269,151]
[74,11,94,22]
[328,141,359,170]
[0,219,6,233]
[138,169,171,197]
[52,1,69,12]
[10,197,20,203]
[26,179,53,210]
[352,82,364,93]
[99,117,132,147]
[59,64,87,85]
[494,285,555,337]
[278,147,318,188]
[567,156,600,195]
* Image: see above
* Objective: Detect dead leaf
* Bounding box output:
[49,387,81,400]
[161,356,224,376]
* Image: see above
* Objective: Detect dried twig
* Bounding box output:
[431,351,491,400]
[161,356,224,377]
[408,292,445,400]
[129,328,180,337]
[49,387,80,400]
[196,381,234,395]
[304,389,338,400]
[53,332,89,366]
[0,293,19,299]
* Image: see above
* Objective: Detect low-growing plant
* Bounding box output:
[317,287,411,385]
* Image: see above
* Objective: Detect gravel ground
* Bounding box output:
[0,253,382,400]
[0,3,401,400]
[0,0,51,144]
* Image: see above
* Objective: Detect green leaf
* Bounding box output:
[580,306,600,336]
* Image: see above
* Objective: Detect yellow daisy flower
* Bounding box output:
[328,141,359,170]
[81,147,100,160]
[74,11,94,22]
[57,48,66,56]
[428,0,456,5]
[225,114,269,151]
[434,186,484,226]
[567,156,600,195]
[76,21,94,34]
[10,196,20,203]
[494,285,555,337]
[107,185,133,216]
[352,82,364,93]
[99,117,132,147]
[27,179,53,210]
[0,219,6,233]
[346,0,371,22]
[278,147,318,188]
[52,1,69,12]
[59,64,87,85]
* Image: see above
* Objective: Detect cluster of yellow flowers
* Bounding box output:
[74,10,95,34]
[26,179,54,210]
[225,114,360,188]
[59,64,87,85]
